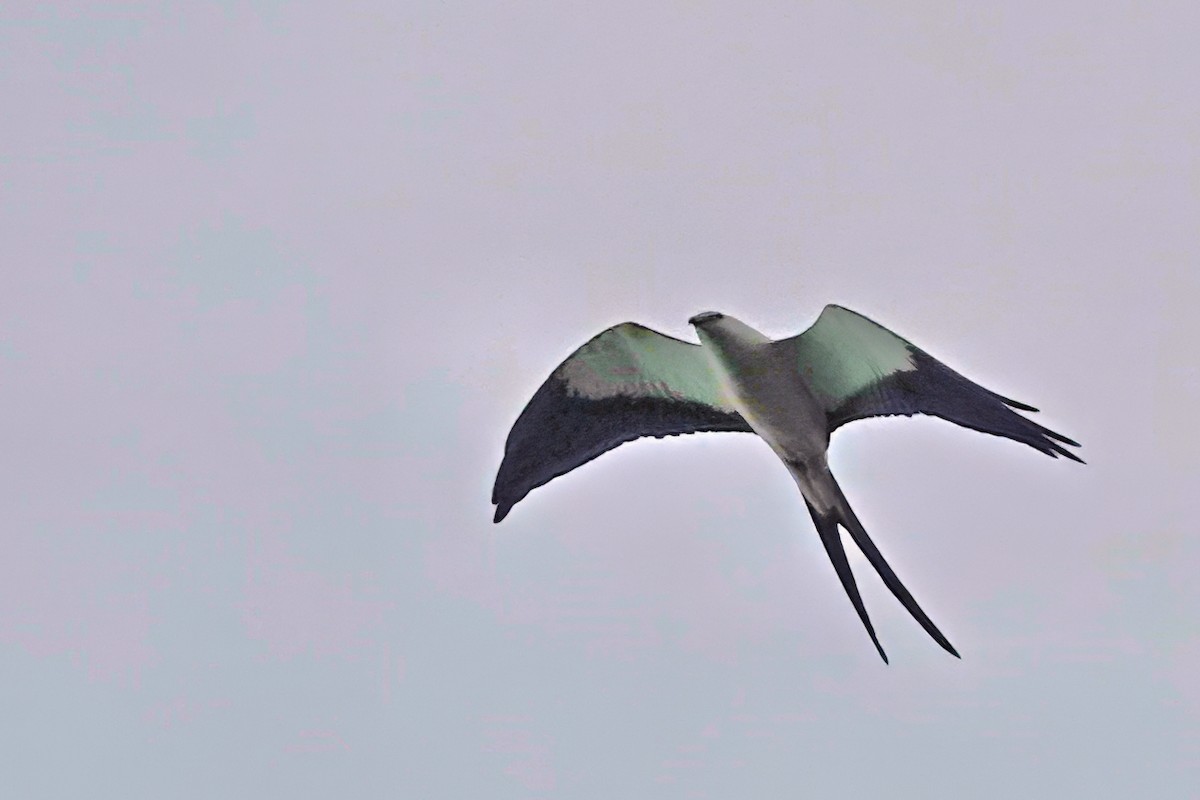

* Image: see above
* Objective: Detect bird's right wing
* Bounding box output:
[778,305,1082,461]
[492,323,754,522]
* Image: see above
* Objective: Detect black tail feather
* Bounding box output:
[806,500,889,663]
[793,461,961,661]
[828,484,961,659]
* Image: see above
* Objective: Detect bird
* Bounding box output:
[491,305,1082,662]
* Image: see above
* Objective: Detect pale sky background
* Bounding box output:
[2,2,1197,797]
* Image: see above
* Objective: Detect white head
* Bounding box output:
[687,311,771,347]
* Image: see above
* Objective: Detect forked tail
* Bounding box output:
[787,461,960,663]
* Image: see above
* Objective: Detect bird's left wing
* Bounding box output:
[493,322,753,522]
[777,305,1083,461]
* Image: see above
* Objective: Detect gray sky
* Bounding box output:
[2,1,1197,797]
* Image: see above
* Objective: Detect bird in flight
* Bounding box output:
[492,305,1082,661]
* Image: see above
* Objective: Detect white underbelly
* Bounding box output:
[708,350,829,461]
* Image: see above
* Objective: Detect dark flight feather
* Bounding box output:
[784,305,1083,463]
[492,324,752,522]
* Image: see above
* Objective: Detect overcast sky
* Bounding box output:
[2,2,1197,797]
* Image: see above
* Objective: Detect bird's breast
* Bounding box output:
[703,342,829,459]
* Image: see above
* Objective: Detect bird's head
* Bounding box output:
[687,311,725,327]
[688,311,770,348]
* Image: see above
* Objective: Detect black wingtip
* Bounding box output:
[1043,440,1085,464]
[493,503,511,523]
[1036,423,1081,448]
[993,392,1040,413]
[1060,449,1086,464]
[1051,432,1082,448]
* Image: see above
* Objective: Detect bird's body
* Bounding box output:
[492,305,1082,661]
[695,315,831,491]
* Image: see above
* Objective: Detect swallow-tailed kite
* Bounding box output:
[492,305,1082,661]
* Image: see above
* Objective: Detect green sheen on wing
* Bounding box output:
[789,305,916,407]
[557,323,733,410]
